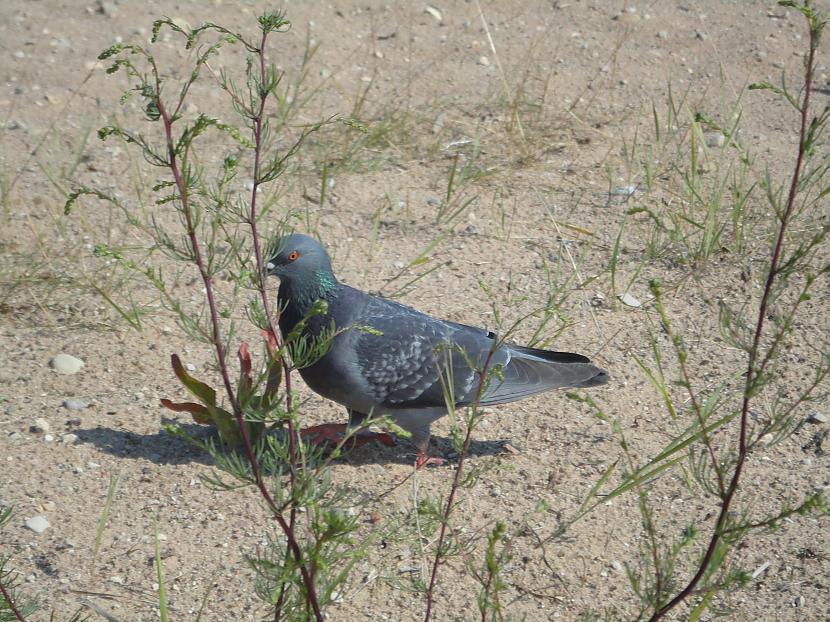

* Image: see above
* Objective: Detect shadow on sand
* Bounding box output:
[74,418,513,468]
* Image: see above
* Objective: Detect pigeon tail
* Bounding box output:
[477,344,607,406]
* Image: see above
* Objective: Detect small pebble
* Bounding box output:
[50,354,84,375]
[706,133,725,148]
[751,560,771,579]
[25,515,50,533]
[6,120,26,130]
[44,434,55,443]
[425,6,442,21]
[61,433,78,444]
[185,363,196,372]
[97,0,118,16]
[109,576,125,585]
[611,185,637,197]
[397,565,419,574]
[794,595,805,607]
[31,418,51,433]
[478,55,491,67]
[807,411,828,424]
[62,399,86,410]
[618,292,642,308]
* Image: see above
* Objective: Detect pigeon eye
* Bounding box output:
[287,250,300,261]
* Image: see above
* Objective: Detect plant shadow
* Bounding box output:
[342,435,514,467]
[74,418,214,466]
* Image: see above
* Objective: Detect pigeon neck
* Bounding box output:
[280,268,339,320]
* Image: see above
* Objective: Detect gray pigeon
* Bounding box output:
[267,233,608,467]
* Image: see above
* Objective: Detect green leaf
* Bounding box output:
[170,354,217,406]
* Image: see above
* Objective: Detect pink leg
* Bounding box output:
[415,450,447,469]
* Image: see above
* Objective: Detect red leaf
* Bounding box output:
[237,341,253,399]
[160,398,211,425]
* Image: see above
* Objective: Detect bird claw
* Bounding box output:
[300,423,348,445]
[415,450,446,469]
[300,423,395,450]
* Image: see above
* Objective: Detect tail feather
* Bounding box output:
[478,344,608,406]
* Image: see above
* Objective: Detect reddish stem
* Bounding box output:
[648,18,818,622]
[156,80,322,620]
[246,28,307,619]
[0,582,28,622]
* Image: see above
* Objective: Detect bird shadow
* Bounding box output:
[341,435,513,467]
[74,418,511,468]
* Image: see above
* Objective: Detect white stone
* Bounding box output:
[807,411,828,423]
[31,418,51,433]
[25,515,50,533]
[425,6,442,21]
[50,354,84,375]
[618,292,642,308]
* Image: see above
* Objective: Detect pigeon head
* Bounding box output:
[266,233,338,298]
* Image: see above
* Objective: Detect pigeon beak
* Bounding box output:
[265,260,278,276]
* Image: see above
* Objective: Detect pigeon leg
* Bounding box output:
[347,409,395,447]
[415,450,446,469]
[410,423,446,469]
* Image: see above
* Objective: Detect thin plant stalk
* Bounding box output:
[151,20,324,621]
[423,348,496,622]
[648,5,822,620]
[0,582,28,622]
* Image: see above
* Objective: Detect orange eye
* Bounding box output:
[287,250,300,261]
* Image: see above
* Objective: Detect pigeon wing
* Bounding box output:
[353,299,498,410]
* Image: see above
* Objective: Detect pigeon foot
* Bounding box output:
[415,450,446,469]
[300,423,395,450]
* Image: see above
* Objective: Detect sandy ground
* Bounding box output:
[1,1,829,621]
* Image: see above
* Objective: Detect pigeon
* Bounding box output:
[266,233,608,467]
